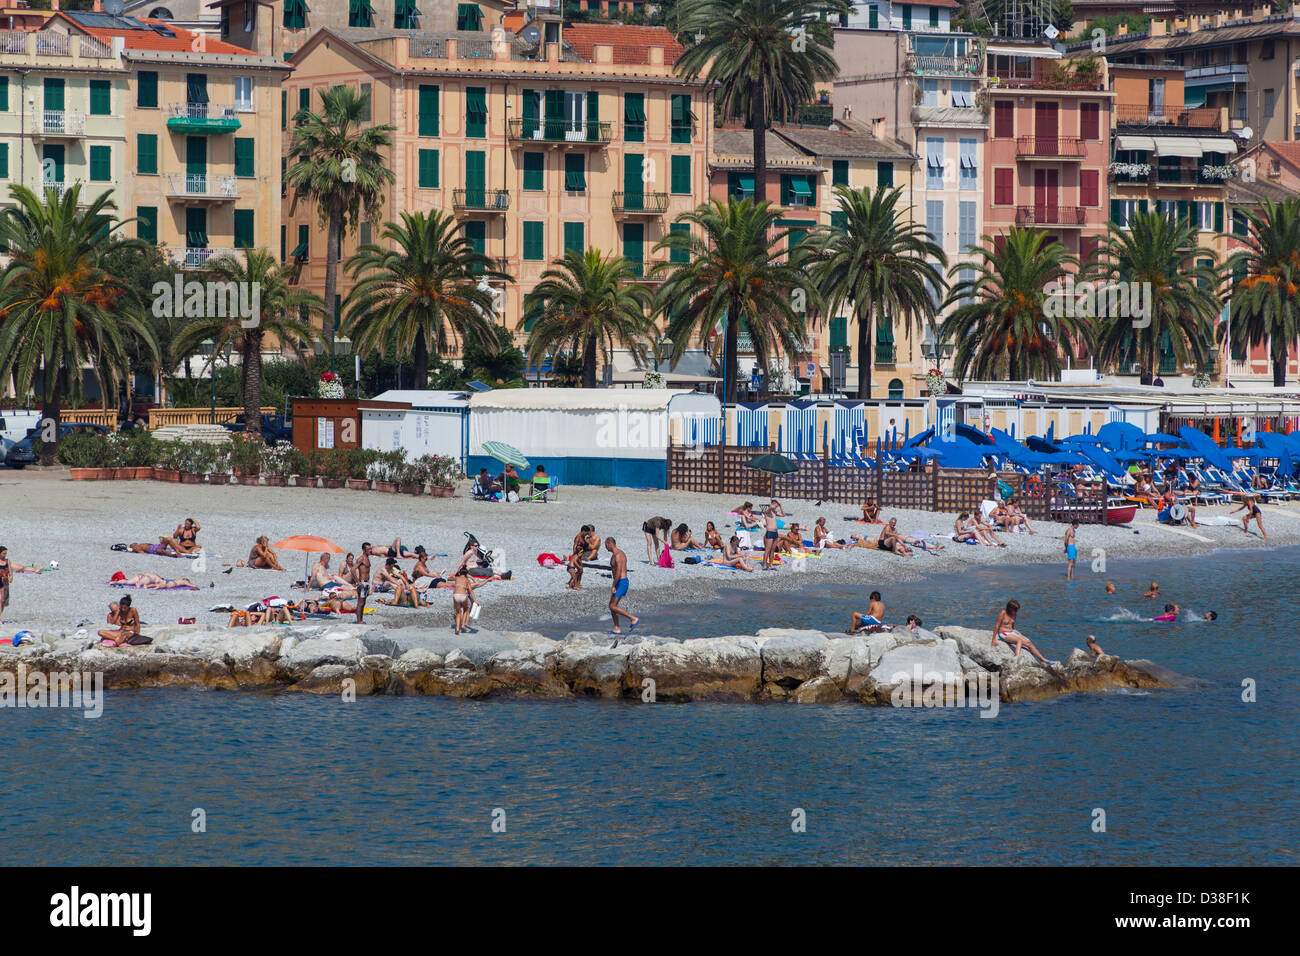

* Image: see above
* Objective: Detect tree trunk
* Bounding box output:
[1273,349,1287,387]
[855,308,873,400]
[582,331,598,388]
[413,327,430,389]
[724,295,740,405]
[244,330,263,436]
[39,395,61,467]
[752,75,768,203]
[323,198,343,345]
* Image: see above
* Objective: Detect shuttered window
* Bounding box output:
[137,71,157,108]
[1080,168,1099,206]
[137,134,157,175]
[563,221,584,255]
[832,160,849,186]
[523,220,544,261]
[1080,102,1100,140]
[624,92,645,142]
[90,80,111,116]
[670,154,690,194]
[959,200,976,250]
[465,86,486,138]
[418,84,439,136]
[417,148,439,188]
[564,152,585,191]
[994,100,1013,138]
[670,223,689,263]
[523,151,544,190]
[877,161,893,187]
[235,138,254,178]
[136,206,157,244]
[670,93,692,143]
[993,167,1013,205]
[234,209,254,249]
[89,145,111,182]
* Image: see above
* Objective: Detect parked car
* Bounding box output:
[5,422,109,468]
[221,413,292,444]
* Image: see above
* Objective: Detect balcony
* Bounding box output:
[1114,104,1224,130]
[170,247,238,270]
[612,192,669,216]
[452,188,510,212]
[988,63,1104,92]
[1015,135,1086,159]
[507,118,612,146]
[33,110,86,139]
[38,180,93,204]
[1015,205,1086,227]
[1184,63,1248,86]
[165,174,239,202]
[166,104,241,135]
[911,105,986,128]
[905,52,983,77]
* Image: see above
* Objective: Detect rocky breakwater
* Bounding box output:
[0,620,1188,706]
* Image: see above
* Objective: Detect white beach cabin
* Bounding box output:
[358,390,470,467]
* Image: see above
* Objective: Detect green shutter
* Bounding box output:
[523,220,544,261]
[523,296,544,332]
[465,149,485,203]
[298,86,310,120]
[42,144,64,183]
[671,155,691,194]
[1138,199,1148,214]
[234,209,254,249]
[623,222,644,275]
[523,151,544,191]
[137,134,157,175]
[670,223,689,263]
[1233,210,1247,236]
[1111,199,1123,225]
[624,92,645,142]
[1177,199,1190,224]
[136,206,157,244]
[521,89,538,136]
[44,78,64,112]
[418,84,439,136]
[563,221,584,255]
[833,160,849,186]
[297,224,309,259]
[90,80,111,116]
[544,89,564,137]
[185,74,208,104]
[586,90,599,142]
[418,148,439,188]
[0,143,8,180]
[234,137,254,178]
[831,210,847,230]
[456,3,482,30]
[0,76,8,112]
[930,5,939,27]
[902,4,912,29]
[624,153,643,207]
[671,93,691,143]
[564,152,585,191]
[877,161,893,187]
[463,219,485,255]
[830,316,847,348]
[465,86,486,138]
[89,145,111,182]
[186,207,208,247]
[1214,202,1224,232]
[869,5,878,28]
[281,90,287,129]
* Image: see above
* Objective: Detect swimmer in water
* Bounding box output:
[1205,610,1218,622]
[1105,582,1116,595]
[1144,581,1161,598]
[1085,634,1104,657]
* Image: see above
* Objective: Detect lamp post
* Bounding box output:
[334,335,352,391]
[202,339,215,423]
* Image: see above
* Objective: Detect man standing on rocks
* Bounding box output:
[605,537,638,635]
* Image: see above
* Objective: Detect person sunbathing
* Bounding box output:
[126,537,185,557]
[229,602,268,626]
[847,533,882,549]
[306,553,351,589]
[778,523,805,554]
[814,517,845,550]
[992,599,1057,666]
[171,518,201,555]
[973,511,1006,547]
[876,521,914,556]
[670,523,704,550]
[113,572,196,590]
[734,503,762,530]
[861,498,881,523]
[301,594,357,615]
[704,521,725,551]
[720,536,755,571]
[98,595,142,646]
[365,538,415,560]
[1085,634,1104,657]
[954,513,980,544]
[1005,498,1035,534]
[249,536,286,571]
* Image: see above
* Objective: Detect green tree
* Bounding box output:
[0,184,158,463]
[522,248,653,389]
[170,248,323,433]
[286,85,395,344]
[940,228,1085,382]
[808,185,947,399]
[654,197,813,403]
[675,0,847,203]
[1222,198,1300,387]
[1093,211,1220,385]
[343,211,507,389]
[99,237,175,400]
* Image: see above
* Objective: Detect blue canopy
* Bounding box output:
[1025,436,1062,454]
[1097,421,1147,449]
[1059,433,1103,445]
[898,446,944,462]
[1080,445,1130,480]
[1144,432,1182,444]
[1178,425,1234,472]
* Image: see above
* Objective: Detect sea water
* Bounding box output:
[4,547,1296,865]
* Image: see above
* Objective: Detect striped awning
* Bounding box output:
[1152,136,1203,158]
[1197,136,1238,155]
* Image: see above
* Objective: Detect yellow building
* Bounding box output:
[0,11,289,269]
[281,17,712,343]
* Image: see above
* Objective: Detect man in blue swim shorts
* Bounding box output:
[605,537,638,634]
[1064,519,1079,581]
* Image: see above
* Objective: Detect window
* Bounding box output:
[670,94,692,143]
[926,137,944,189]
[136,206,157,244]
[624,92,645,142]
[0,76,8,113]
[137,134,157,175]
[360,221,371,246]
[523,297,544,333]
[523,151,544,190]
[623,223,644,276]
[418,85,439,136]
[670,155,691,194]
[929,5,939,27]
[456,3,482,30]
[993,167,1013,205]
[465,86,486,138]
[234,209,254,249]
[90,80,111,116]
[1080,102,1099,140]
[564,152,585,191]
[670,223,689,264]
[359,82,372,122]
[417,148,439,188]
[1264,88,1275,118]
[563,221,584,255]
[868,5,878,29]
[922,79,938,108]
[284,0,308,29]
[281,90,287,130]
[462,220,485,257]
[137,71,157,109]
[728,172,755,199]
[235,76,254,112]
[926,199,943,246]
[1148,77,1165,113]
[348,0,374,28]
[1196,201,1214,231]
[0,143,8,179]
[298,87,310,122]
[523,221,544,261]
[877,161,893,187]
[902,4,912,30]
[1214,202,1225,233]
[1081,169,1099,206]
[294,224,309,261]
[959,138,976,190]
[833,160,849,187]
[234,137,254,178]
[950,81,974,109]
[1262,39,1275,59]
[1232,209,1248,237]
[959,200,976,250]
[44,77,64,113]
[394,0,419,29]
[89,145,111,182]
[994,100,1013,138]
[1110,198,1141,229]
[186,73,208,106]
[781,174,815,207]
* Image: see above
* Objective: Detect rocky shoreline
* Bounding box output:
[0,620,1188,706]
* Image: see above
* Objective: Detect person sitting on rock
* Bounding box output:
[98,595,143,646]
[851,592,885,632]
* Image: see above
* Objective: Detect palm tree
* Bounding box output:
[654,197,813,402]
[170,248,323,434]
[1093,211,1220,385]
[0,184,158,464]
[522,249,653,388]
[343,211,507,388]
[1223,197,1300,387]
[675,0,846,202]
[286,85,395,344]
[940,228,1086,382]
[808,185,947,399]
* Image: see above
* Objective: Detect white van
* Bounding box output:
[0,410,42,448]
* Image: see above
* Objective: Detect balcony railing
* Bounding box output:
[507,118,612,145]
[989,65,1104,91]
[1015,135,1086,158]
[905,53,983,76]
[1114,104,1223,129]
[452,188,510,211]
[39,180,89,203]
[36,110,86,136]
[875,344,896,364]
[170,247,238,270]
[165,174,240,199]
[612,191,669,215]
[0,30,113,57]
[1015,205,1086,227]
[166,104,241,134]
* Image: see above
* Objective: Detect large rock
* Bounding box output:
[792,675,844,704]
[159,628,284,686]
[483,645,570,698]
[625,637,762,701]
[863,642,964,705]
[280,636,365,679]
[824,634,894,694]
[759,631,830,687]
[554,641,630,697]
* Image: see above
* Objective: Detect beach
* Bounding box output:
[2,468,1295,636]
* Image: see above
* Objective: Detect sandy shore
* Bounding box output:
[1,468,1294,637]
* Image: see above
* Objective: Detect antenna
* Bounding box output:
[103,0,125,14]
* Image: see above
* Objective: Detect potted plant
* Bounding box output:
[178,441,214,483]
[369,449,404,493]
[58,430,112,480]
[229,433,264,485]
[396,459,424,496]
[317,371,346,398]
[925,368,947,395]
[291,447,315,487]
[153,440,184,482]
[207,443,232,485]
[260,441,293,486]
[414,454,459,497]
[346,447,375,490]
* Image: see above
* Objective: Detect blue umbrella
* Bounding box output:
[1025,436,1062,454]
[1144,432,1182,444]
[1097,421,1146,450]
[1178,425,1234,472]
[1059,433,1103,445]
[899,446,944,462]
[1080,445,1130,481]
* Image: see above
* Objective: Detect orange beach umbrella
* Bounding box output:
[272,536,346,588]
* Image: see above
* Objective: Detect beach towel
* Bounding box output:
[536,552,563,567]
[736,529,754,550]
[109,582,200,591]
[658,545,674,569]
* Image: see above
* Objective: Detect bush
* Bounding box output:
[176,441,218,475]
[367,449,407,483]
[227,433,265,474]
[105,429,158,467]
[261,441,297,478]
[57,431,112,468]
[411,454,460,487]
[344,446,380,480]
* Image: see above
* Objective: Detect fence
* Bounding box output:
[668,441,1112,523]
[59,407,278,430]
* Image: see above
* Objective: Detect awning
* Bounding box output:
[1153,136,1203,158]
[1197,136,1238,155]
[290,241,308,259]
[1115,134,1155,151]
[790,179,812,198]
[986,43,1061,59]
[1182,86,1207,108]
[735,174,754,193]
[624,99,646,122]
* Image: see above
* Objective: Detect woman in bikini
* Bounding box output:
[173,518,201,555]
[813,517,845,550]
[115,572,197,590]
[452,568,485,635]
[704,521,725,551]
[1230,495,1267,540]
[954,513,979,544]
[992,599,1056,666]
[127,537,184,557]
[671,523,704,550]
[861,499,881,523]
[248,536,286,571]
[720,536,755,571]
[99,595,143,646]
[567,526,599,590]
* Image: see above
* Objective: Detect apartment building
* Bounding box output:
[281,18,710,342]
[1,11,287,268]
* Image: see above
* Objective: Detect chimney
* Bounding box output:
[1150,19,1167,36]
[872,116,885,138]
[843,103,853,121]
